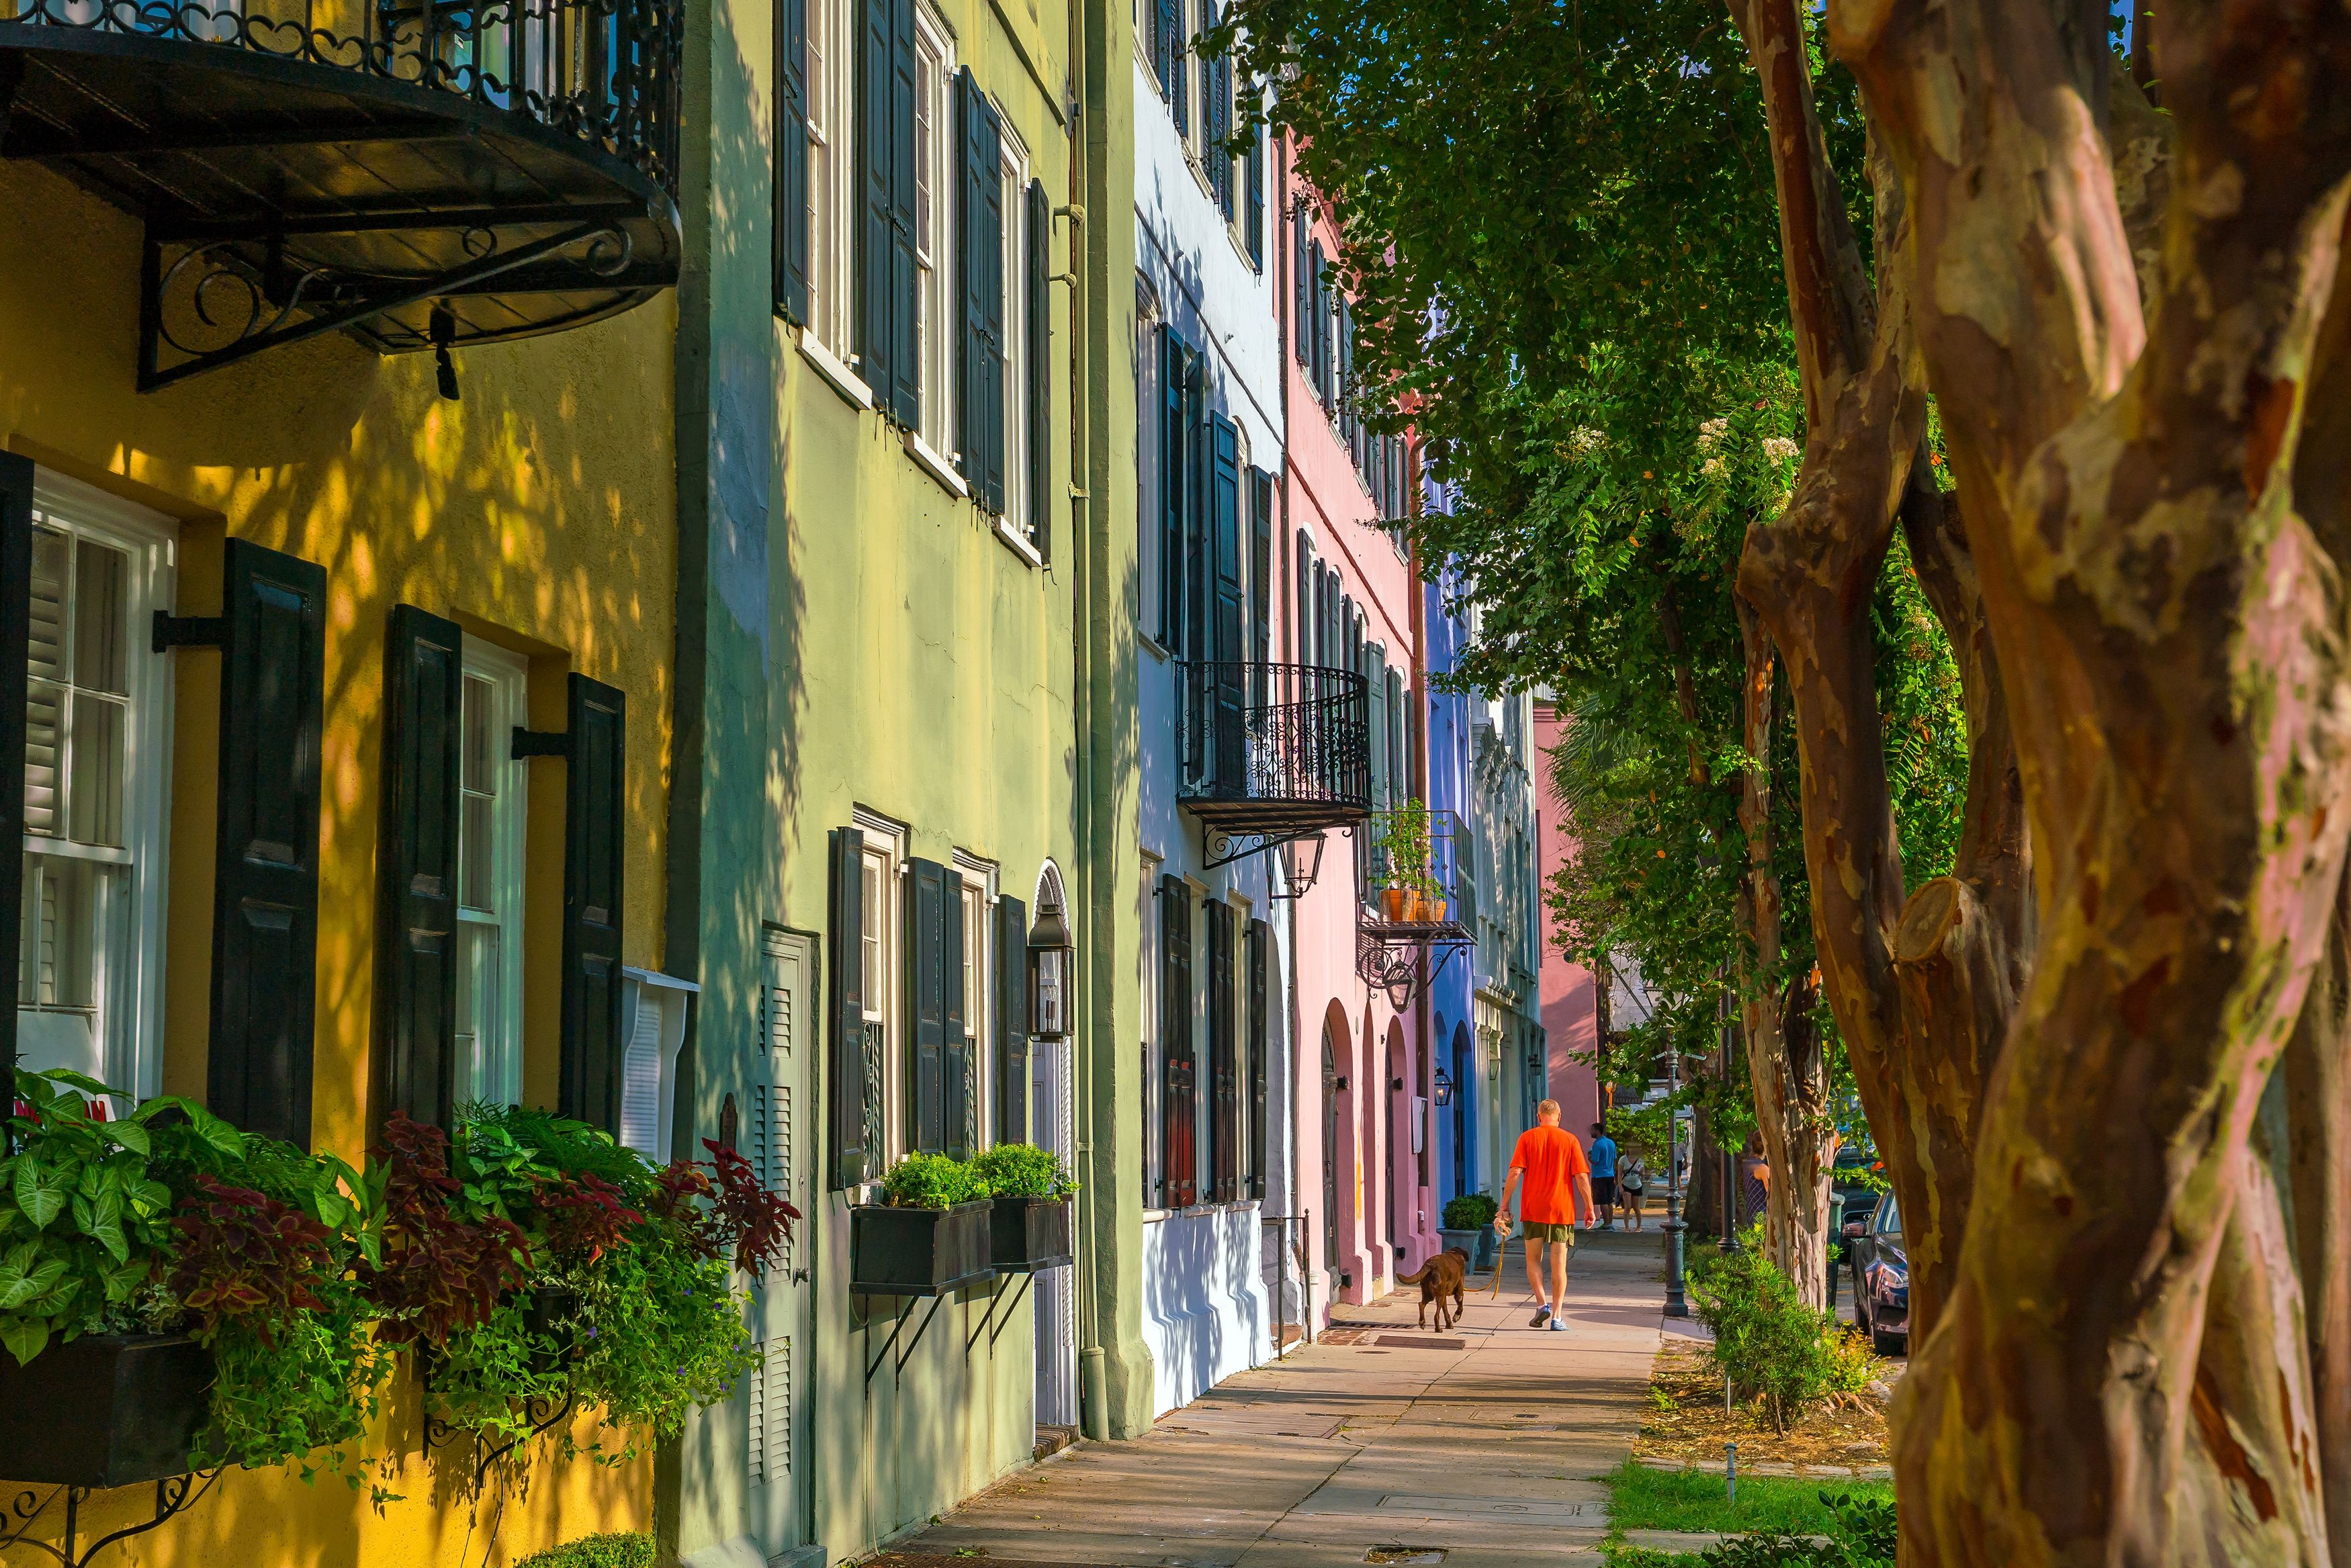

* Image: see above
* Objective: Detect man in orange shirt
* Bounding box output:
[1496,1099,1594,1330]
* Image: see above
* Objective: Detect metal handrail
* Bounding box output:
[1,0,684,197]
[1176,659,1372,813]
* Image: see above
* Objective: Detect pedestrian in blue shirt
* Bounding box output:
[1589,1122,1620,1231]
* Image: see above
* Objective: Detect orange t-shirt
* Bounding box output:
[1510,1126,1591,1225]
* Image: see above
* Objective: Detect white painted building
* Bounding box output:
[1127,0,1294,1417]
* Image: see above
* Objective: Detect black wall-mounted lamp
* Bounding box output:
[1028,896,1074,1040]
[1433,1065,1455,1107]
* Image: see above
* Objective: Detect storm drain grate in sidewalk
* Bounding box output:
[1376,1335,1467,1350]
[1366,1547,1448,1563]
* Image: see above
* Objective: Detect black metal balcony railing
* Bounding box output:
[4,0,682,189]
[1,0,683,385]
[1177,661,1372,866]
[1361,805,1472,928]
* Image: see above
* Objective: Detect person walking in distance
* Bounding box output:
[1588,1121,1619,1231]
[1495,1100,1594,1331]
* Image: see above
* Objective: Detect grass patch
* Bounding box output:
[1604,1459,1892,1532]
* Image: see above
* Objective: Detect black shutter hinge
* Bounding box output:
[151,612,226,652]
[511,727,572,760]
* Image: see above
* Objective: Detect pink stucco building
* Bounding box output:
[1535,700,1602,1134]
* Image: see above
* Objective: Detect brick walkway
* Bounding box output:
[868,1230,1670,1567]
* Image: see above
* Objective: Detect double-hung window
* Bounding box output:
[914,13,956,461]
[453,638,528,1109]
[955,858,994,1145]
[998,130,1032,536]
[805,0,856,359]
[856,817,904,1163]
[17,478,175,1101]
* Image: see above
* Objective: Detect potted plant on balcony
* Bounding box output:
[851,1154,994,1295]
[971,1144,1077,1273]
[1373,801,1434,923]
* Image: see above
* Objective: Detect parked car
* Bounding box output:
[1831,1146,1883,1232]
[1844,1189,1908,1356]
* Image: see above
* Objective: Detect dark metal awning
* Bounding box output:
[0,0,682,388]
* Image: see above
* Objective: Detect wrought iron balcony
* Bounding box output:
[1176,660,1371,868]
[1,0,682,387]
[1357,804,1473,1007]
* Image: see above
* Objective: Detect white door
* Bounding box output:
[750,930,814,1555]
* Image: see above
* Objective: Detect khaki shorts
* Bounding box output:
[1521,1221,1577,1244]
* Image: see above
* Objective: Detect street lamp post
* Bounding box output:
[1662,1042,1687,1318]
[1720,985,1741,1255]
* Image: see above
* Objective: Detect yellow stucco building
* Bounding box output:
[0,2,685,1557]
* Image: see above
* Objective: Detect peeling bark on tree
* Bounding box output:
[1828,0,2351,1555]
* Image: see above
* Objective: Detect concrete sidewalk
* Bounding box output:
[869,1228,1667,1567]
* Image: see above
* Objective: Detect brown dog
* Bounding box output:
[1396,1247,1470,1331]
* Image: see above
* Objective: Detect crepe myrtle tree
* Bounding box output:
[1206,0,1967,1311]
[1219,0,2351,1553]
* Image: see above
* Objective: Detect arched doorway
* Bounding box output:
[1321,1021,1338,1272]
[1451,1021,1472,1198]
[1385,1025,1404,1258]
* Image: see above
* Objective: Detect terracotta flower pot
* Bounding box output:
[1382,887,1406,921]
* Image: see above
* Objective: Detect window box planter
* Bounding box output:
[850,1201,993,1295]
[0,1333,214,1487]
[991,1195,1074,1273]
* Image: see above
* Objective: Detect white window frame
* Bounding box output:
[17,475,175,1107]
[998,122,1032,540]
[453,637,529,1109]
[855,810,907,1166]
[953,851,996,1146]
[805,0,857,361]
[913,10,957,464]
[1139,851,1163,1211]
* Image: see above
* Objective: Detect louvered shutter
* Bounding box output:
[1027,179,1052,557]
[1183,355,1209,665]
[1169,0,1189,136]
[1247,918,1269,1200]
[1206,899,1236,1203]
[1249,470,1273,670]
[0,456,30,1078]
[1245,113,1263,267]
[1160,326,1187,651]
[1293,209,1311,366]
[1208,414,1244,791]
[860,0,897,402]
[1308,242,1327,400]
[995,894,1028,1144]
[1159,878,1196,1207]
[957,71,1006,512]
[887,0,920,427]
[206,539,328,1147]
[1204,7,1228,214]
[372,604,463,1135]
[558,674,626,1132]
[826,827,870,1187]
[943,872,971,1160]
[749,1337,791,1485]
[775,0,811,321]
[908,858,950,1154]
[1153,0,1176,98]
[1339,298,1356,436]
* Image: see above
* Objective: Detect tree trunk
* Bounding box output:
[1832,0,2351,1557]
[1734,602,1837,1308]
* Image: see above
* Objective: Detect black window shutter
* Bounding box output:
[1206,899,1235,1203]
[859,0,895,400]
[827,827,871,1187]
[1204,7,1227,215]
[1153,0,1176,98]
[1250,469,1273,670]
[995,893,1028,1144]
[372,604,464,1136]
[1159,878,1195,1208]
[1027,179,1052,556]
[1209,415,1244,790]
[1183,355,1209,664]
[1160,326,1186,651]
[1309,242,1327,400]
[1293,210,1311,366]
[774,0,811,322]
[956,71,1006,511]
[908,857,949,1154]
[888,0,921,428]
[1169,0,1190,137]
[0,455,30,1080]
[558,674,627,1132]
[1247,917,1269,1201]
[1245,116,1263,268]
[207,539,328,1148]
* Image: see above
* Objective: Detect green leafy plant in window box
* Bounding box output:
[879,1150,994,1209]
[969,1143,1076,1200]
